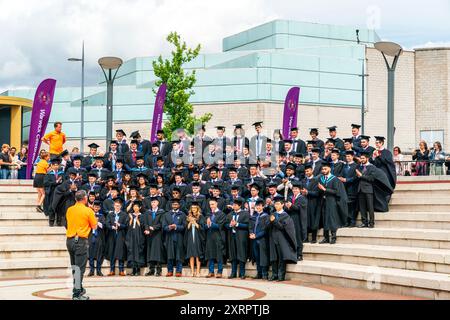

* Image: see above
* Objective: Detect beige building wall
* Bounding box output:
[365,47,416,152]
[415,48,450,149]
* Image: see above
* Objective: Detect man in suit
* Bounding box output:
[355,135,375,159]
[351,124,362,150]
[82,143,100,170]
[155,129,172,157]
[124,140,140,171]
[90,156,111,183]
[213,126,230,161]
[130,130,152,157]
[356,152,376,228]
[249,121,267,161]
[115,129,129,155]
[232,124,249,156]
[338,150,359,227]
[309,148,323,176]
[104,140,120,172]
[193,124,212,160]
[290,127,307,155]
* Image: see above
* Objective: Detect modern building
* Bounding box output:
[1,20,449,153]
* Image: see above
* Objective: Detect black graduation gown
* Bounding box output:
[330,161,344,177]
[88,213,106,261]
[43,171,63,216]
[359,165,394,212]
[317,174,348,231]
[51,179,79,226]
[373,149,397,189]
[184,215,206,259]
[142,209,165,263]
[81,155,96,169]
[268,212,297,264]
[125,214,146,268]
[204,210,227,262]
[302,177,321,231]
[81,183,102,197]
[341,163,359,201]
[249,212,270,267]
[225,210,250,263]
[105,211,128,261]
[286,194,308,247]
[162,210,187,261]
[142,195,167,212]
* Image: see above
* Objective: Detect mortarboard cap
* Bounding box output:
[267,182,278,188]
[326,138,336,144]
[345,150,355,156]
[360,151,372,157]
[273,196,285,203]
[321,162,331,168]
[60,150,69,157]
[149,196,160,203]
[304,163,313,170]
[94,156,104,161]
[327,126,337,131]
[233,197,244,206]
[109,140,118,145]
[115,129,126,136]
[72,154,82,161]
[375,136,386,142]
[252,121,263,127]
[215,126,226,130]
[351,124,361,129]
[255,199,265,206]
[113,197,124,204]
[170,198,181,204]
[283,139,293,144]
[233,124,244,129]
[312,147,321,153]
[130,139,139,145]
[250,183,261,191]
[290,127,299,131]
[360,135,371,141]
[130,131,141,138]
[286,163,296,171]
[309,128,319,133]
[50,157,62,164]
[331,148,341,154]
[88,143,100,149]
[88,172,98,178]
[306,140,317,145]
[343,138,353,143]
[93,200,102,206]
[156,129,165,135]
[292,181,302,188]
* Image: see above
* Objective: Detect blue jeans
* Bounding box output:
[110,260,124,272]
[167,259,183,273]
[231,260,246,277]
[0,169,9,179]
[208,259,223,274]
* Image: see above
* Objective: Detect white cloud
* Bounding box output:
[0,0,449,91]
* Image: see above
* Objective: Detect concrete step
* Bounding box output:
[334,227,450,249]
[0,198,37,206]
[0,180,33,186]
[396,183,450,191]
[388,204,450,212]
[0,226,66,242]
[0,187,36,194]
[392,190,450,199]
[368,212,450,230]
[0,206,41,213]
[390,197,450,205]
[0,193,36,199]
[0,241,67,259]
[281,260,450,299]
[303,243,450,273]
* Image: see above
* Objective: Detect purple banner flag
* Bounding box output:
[282,87,301,139]
[26,79,57,179]
[150,83,167,143]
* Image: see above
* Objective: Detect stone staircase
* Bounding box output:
[1,178,450,299]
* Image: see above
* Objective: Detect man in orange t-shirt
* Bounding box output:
[66,190,97,300]
[42,122,66,158]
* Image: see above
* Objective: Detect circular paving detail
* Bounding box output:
[0,276,334,300]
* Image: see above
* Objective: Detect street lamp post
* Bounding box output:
[68,41,85,153]
[356,30,369,135]
[374,41,403,151]
[98,56,123,145]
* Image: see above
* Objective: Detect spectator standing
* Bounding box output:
[42,122,66,159]
[430,142,446,176]
[9,147,20,179]
[393,146,404,176]
[0,144,12,179]
[412,141,429,176]
[17,147,28,179]
[33,151,50,213]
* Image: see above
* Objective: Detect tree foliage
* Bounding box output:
[152,32,212,139]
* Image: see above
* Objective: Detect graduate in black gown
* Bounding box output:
[105,197,128,276]
[317,162,348,244]
[162,198,187,277]
[142,197,165,276]
[184,201,206,277]
[88,200,106,277]
[338,150,359,227]
[373,136,397,189]
[51,169,80,227]
[249,199,270,279]
[268,196,297,282]
[285,181,307,261]
[205,198,227,278]
[225,197,250,279]
[43,158,64,223]
[301,164,320,243]
[125,201,146,276]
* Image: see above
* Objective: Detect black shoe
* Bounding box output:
[358,224,368,228]
[297,255,303,261]
[73,295,89,300]
[80,288,86,296]
[240,275,246,280]
[253,274,262,280]
[310,239,317,244]
[330,238,337,244]
[368,224,375,229]
[228,274,237,279]
[277,277,286,282]
[49,220,55,227]
[155,271,161,277]
[36,206,44,213]
[268,275,278,281]
[87,270,95,277]
[348,223,356,228]
[262,275,269,280]
[319,238,330,244]
[96,270,104,277]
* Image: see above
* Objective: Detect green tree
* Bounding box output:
[152,32,212,139]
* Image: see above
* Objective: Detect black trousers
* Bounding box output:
[358,193,374,225]
[271,244,286,279]
[67,237,88,297]
[347,200,358,224]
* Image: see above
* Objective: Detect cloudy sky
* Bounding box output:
[1,0,449,93]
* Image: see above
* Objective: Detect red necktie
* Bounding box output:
[132,151,136,162]
[292,195,296,205]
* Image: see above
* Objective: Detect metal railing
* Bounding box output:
[395,160,450,176]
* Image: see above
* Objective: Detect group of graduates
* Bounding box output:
[40,122,395,281]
